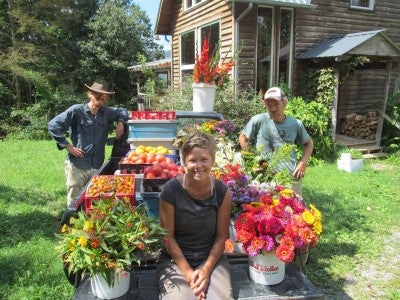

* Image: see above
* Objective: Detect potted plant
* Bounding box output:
[337,148,364,173]
[192,35,234,112]
[56,198,167,299]
[225,186,322,285]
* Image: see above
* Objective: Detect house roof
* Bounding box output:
[127,58,171,72]
[299,29,400,60]
[155,0,175,35]
[226,0,313,8]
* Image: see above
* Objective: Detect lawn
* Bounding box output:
[0,140,399,299]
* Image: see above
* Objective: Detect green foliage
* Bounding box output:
[338,148,363,159]
[78,0,163,103]
[286,96,339,162]
[382,91,400,153]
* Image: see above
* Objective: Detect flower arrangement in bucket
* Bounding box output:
[173,119,236,149]
[192,35,235,112]
[225,186,322,285]
[56,198,167,298]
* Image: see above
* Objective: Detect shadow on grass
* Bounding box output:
[303,187,372,299]
[0,184,66,294]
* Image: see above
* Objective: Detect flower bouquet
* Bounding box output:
[56,198,167,291]
[193,35,234,86]
[173,119,236,149]
[225,186,322,263]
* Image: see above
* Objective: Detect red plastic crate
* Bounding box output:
[131,111,176,120]
[84,174,135,211]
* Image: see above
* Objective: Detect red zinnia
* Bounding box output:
[276,245,295,263]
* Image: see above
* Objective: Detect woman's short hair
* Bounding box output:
[181,131,216,163]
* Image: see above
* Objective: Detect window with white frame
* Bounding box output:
[184,0,207,11]
[350,0,375,10]
[180,21,220,82]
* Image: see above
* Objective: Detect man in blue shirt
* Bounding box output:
[48,82,129,205]
[239,87,313,193]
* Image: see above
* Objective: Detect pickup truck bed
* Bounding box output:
[70,157,324,299]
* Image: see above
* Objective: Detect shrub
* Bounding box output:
[382,91,400,153]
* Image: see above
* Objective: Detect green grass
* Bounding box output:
[1,140,399,299]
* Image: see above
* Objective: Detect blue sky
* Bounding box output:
[132,0,171,51]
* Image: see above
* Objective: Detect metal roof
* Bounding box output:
[127,58,171,72]
[299,29,400,59]
[226,0,313,8]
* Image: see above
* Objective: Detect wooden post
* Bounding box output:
[331,69,340,141]
[375,61,393,147]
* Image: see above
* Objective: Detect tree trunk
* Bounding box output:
[7,0,22,109]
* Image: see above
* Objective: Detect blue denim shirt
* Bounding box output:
[48,102,129,170]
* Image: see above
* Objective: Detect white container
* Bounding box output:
[337,158,364,173]
[340,153,352,161]
[127,138,175,150]
[248,252,285,285]
[192,83,217,112]
[91,271,130,299]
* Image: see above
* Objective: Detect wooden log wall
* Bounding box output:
[170,0,234,87]
[293,0,400,95]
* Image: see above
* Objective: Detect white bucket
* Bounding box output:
[91,271,130,299]
[192,83,217,112]
[248,252,285,285]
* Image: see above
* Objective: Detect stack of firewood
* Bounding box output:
[339,112,378,140]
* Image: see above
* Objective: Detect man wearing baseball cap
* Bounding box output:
[239,87,313,194]
[48,82,129,206]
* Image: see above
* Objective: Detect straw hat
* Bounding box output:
[84,82,114,94]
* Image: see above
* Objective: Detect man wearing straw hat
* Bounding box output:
[48,82,129,205]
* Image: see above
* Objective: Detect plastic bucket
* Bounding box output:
[248,252,285,285]
[90,271,130,299]
[192,83,217,112]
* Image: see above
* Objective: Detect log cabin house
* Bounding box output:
[151,0,400,149]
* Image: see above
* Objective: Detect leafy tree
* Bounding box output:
[78,0,163,104]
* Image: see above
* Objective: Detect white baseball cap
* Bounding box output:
[264,87,286,101]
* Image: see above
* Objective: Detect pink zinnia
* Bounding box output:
[261,235,275,252]
[258,216,284,236]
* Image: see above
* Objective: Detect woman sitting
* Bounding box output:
[157,132,232,300]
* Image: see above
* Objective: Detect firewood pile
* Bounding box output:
[339,112,378,140]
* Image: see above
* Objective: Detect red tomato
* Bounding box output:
[169,170,177,178]
[178,166,185,173]
[160,173,168,179]
[169,164,178,171]
[144,166,153,174]
[152,165,163,177]
[146,173,156,179]
[146,157,155,164]
[136,158,145,164]
[139,153,147,161]
[165,158,174,164]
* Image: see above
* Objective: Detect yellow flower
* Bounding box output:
[272,199,280,207]
[68,239,76,251]
[61,224,68,234]
[313,222,323,235]
[279,188,294,198]
[309,204,322,222]
[302,210,315,225]
[78,236,88,247]
[83,221,93,231]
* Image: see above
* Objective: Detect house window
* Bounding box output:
[180,21,220,82]
[257,7,274,92]
[184,0,207,11]
[350,0,375,10]
[200,22,220,57]
[257,7,293,92]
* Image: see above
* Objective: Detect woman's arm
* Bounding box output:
[160,199,195,283]
[191,190,231,295]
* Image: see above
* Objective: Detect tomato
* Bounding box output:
[144,166,153,174]
[169,164,178,171]
[139,153,147,161]
[178,166,185,173]
[155,154,165,163]
[169,170,177,178]
[146,157,155,164]
[136,158,145,164]
[146,173,156,179]
[160,173,168,179]
[165,158,174,164]
[152,165,163,177]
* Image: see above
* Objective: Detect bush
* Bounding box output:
[1,89,80,140]
[286,96,339,162]
[382,91,400,153]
